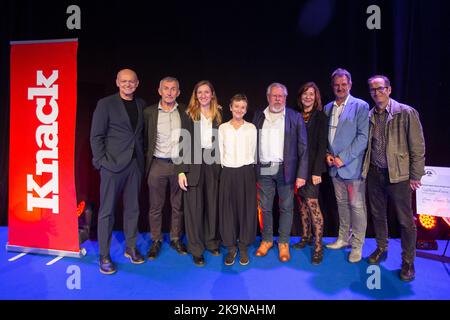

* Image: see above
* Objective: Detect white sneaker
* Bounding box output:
[326,239,349,249]
[349,248,362,263]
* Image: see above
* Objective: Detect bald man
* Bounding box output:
[90,69,146,274]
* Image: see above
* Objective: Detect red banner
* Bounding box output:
[8,39,79,255]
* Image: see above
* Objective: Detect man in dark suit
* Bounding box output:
[253,82,308,262]
[90,69,146,274]
[143,76,188,260]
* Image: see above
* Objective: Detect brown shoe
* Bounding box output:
[255,241,273,257]
[278,243,290,262]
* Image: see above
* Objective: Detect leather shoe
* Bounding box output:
[368,247,388,265]
[312,247,323,265]
[326,239,350,249]
[278,243,290,262]
[400,261,415,282]
[147,240,162,260]
[255,241,273,257]
[124,247,145,264]
[193,255,205,267]
[208,248,221,256]
[170,240,188,255]
[99,255,117,275]
[292,236,313,249]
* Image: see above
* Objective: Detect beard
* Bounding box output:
[269,104,285,113]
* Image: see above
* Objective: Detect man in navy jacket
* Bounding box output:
[253,82,308,262]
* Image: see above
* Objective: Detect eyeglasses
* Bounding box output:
[369,86,388,94]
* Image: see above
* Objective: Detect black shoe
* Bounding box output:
[292,237,312,249]
[239,250,250,266]
[124,247,145,264]
[170,240,188,255]
[193,255,205,267]
[99,255,117,275]
[147,240,162,260]
[224,251,237,266]
[208,248,221,256]
[400,261,415,282]
[312,248,323,265]
[368,247,388,265]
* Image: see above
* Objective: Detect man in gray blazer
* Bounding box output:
[362,75,425,281]
[143,76,188,260]
[90,69,146,274]
[324,68,369,263]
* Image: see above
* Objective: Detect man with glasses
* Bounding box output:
[253,83,308,262]
[362,75,425,281]
[324,68,369,263]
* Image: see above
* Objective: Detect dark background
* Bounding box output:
[1,0,449,239]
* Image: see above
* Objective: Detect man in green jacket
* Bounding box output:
[362,75,425,282]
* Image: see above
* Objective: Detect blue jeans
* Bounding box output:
[257,164,294,244]
[331,176,367,250]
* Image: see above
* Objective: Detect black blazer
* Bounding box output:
[176,111,221,187]
[304,109,328,178]
[143,103,188,177]
[90,93,146,174]
[253,107,308,184]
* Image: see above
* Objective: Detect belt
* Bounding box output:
[260,161,283,168]
[370,164,388,172]
[153,156,173,164]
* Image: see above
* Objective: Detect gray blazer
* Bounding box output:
[362,98,425,183]
[90,93,146,174]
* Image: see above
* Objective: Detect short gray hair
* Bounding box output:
[266,82,288,96]
[159,76,179,89]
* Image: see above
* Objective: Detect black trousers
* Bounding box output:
[147,159,183,242]
[98,159,142,257]
[367,165,417,263]
[219,165,257,250]
[183,162,220,257]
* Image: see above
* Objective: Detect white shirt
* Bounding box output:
[154,102,181,158]
[200,112,213,149]
[259,107,285,163]
[328,95,350,145]
[219,121,257,168]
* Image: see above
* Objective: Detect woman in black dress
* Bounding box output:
[292,82,328,264]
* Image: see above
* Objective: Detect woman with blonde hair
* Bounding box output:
[178,80,223,266]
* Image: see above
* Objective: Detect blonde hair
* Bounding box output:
[187,80,222,125]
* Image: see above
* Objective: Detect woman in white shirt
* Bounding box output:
[178,80,222,267]
[218,94,257,266]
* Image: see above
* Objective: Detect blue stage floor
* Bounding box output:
[1,227,449,300]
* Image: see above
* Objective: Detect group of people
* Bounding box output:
[90,67,425,282]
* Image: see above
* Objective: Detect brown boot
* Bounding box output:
[278,243,290,262]
[255,241,273,257]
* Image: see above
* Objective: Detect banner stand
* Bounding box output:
[6,244,86,258]
[8,38,81,258]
